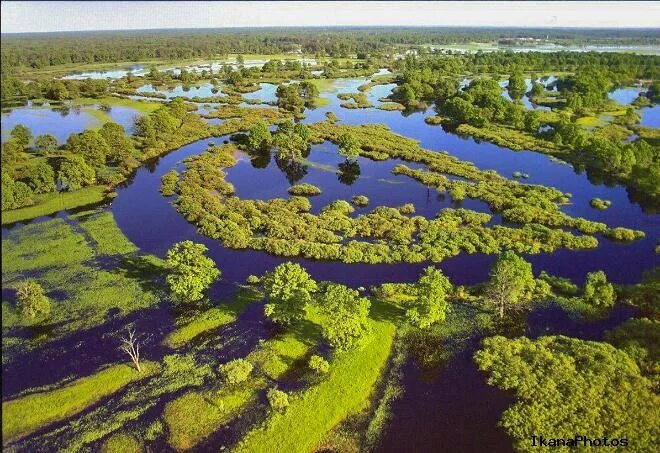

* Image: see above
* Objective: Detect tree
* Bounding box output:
[66,130,110,169]
[58,154,96,191]
[318,283,371,350]
[166,241,220,302]
[308,355,330,374]
[1,172,33,210]
[274,121,308,161]
[16,280,50,318]
[338,133,361,161]
[25,161,56,193]
[475,335,659,453]
[118,328,145,372]
[218,358,253,384]
[44,81,69,100]
[34,134,58,155]
[100,122,135,165]
[507,72,527,100]
[1,139,24,167]
[583,270,615,307]
[263,262,317,325]
[10,124,32,149]
[485,251,536,318]
[406,266,452,328]
[247,121,272,152]
[267,388,289,412]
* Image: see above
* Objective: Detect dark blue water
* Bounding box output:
[640,104,660,128]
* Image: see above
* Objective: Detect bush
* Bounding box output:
[16,280,51,318]
[287,183,322,196]
[267,388,289,412]
[589,198,611,210]
[308,355,330,374]
[351,195,369,207]
[246,274,261,285]
[218,358,253,384]
[100,433,142,453]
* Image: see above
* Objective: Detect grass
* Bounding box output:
[2,216,162,345]
[100,433,143,453]
[163,288,261,349]
[235,318,396,453]
[1,185,110,225]
[2,361,159,444]
[73,96,162,115]
[163,320,318,450]
[77,212,138,255]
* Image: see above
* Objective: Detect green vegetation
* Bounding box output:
[1,185,109,225]
[15,280,51,319]
[338,92,372,109]
[160,170,179,196]
[288,183,322,196]
[101,433,143,453]
[165,241,220,302]
[2,362,159,444]
[219,358,254,384]
[264,263,318,325]
[589,197,612,210]
[267,388,290,412]
[235,319,396,453]
[2,215,161,350]
[475,336,659,453]
[351,195,369,207]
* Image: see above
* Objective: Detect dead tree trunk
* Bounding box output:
[119,328,142,372]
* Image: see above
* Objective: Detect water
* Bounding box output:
[640,104,660,128]
[136,83,222,99]
[1,104,143,142]
[242,83,278,103]
[62,65,147,80]
[608,87,643,105]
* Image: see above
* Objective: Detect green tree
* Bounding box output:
[406,266,452,328]
[485,251,536,318]
[247,121,272,151]
[34,134,58,155]
[475,335,659,453]
[318,283,371,350]
[44,81,69,100]
[25,161,56,193]
[583,270,615,307]
[1,172,34,210]
[10,124,32,148]
[1,139,24,167]
[66,130,110,169]
[58,154,96,191]
[166,241,220,303]
[338,133,361,161]
[218,358,253,384]
[507,72,527,100]
[16,280,51,318]
[263,262,317,325]
[100,122,135,166]
[267,388,289,412]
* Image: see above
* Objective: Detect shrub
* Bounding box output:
[16,280,51,318]
[590,198,611,210]
[246,274,261,285]
[398,203,415,215]
[351,195,369,207]
[100,433,142,453]
[267,388,289,412]
[218,358,253,384]
[287,183,322,196]
[308,355,330,374]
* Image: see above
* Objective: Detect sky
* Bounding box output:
[1,1,659,34]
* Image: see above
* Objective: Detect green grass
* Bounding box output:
[163,289,261,349]
[77,212,138,255]
[1,186,110,225]
[2,362,159,444]
[100,433,143,453]
[235,319,396,453]
[74,97,162,115]
[163,322,318,450]
[2,216,161,346]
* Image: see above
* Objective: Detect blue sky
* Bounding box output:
[2,1,658,34]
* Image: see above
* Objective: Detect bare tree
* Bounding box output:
[119,328,145,372]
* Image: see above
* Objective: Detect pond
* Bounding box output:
[62,65,147,80]
[608,87,643,105]
[135,82,222,99]
[640,104,660,128]
[1,104,142,142]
